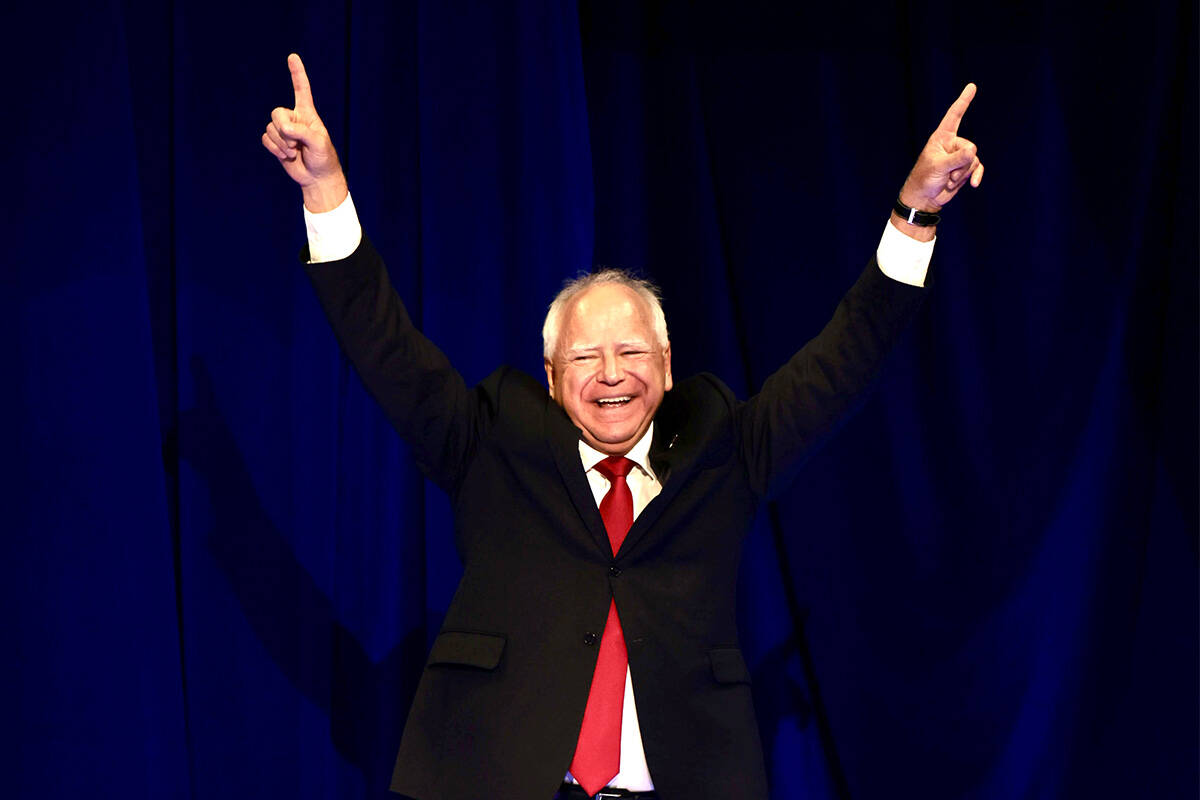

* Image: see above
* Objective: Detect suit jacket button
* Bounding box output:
[608,565,621,577]
[583,632,598,646]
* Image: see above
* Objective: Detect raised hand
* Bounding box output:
[898,83,984,214]
[262,53,347,212]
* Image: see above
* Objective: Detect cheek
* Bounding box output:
[562,372,590,403]
[637,365,666,390]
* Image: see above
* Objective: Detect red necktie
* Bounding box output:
[570,456,636,796]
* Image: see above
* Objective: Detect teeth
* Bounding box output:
[597,396,631,405]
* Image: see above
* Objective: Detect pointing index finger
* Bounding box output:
[937,82,977,135]
[288,53,315,111]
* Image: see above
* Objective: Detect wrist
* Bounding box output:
[897,178,942,214]
[302,174,349,214]
[892,182,939,242]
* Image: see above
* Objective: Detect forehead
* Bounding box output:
[561,283,654,345]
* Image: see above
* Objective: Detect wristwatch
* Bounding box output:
[893,198,941,227]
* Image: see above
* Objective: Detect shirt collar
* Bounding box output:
[577,422,656,481]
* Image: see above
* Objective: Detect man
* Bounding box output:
[263,53,982,800]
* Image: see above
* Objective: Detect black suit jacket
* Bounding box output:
[304,236,926,800]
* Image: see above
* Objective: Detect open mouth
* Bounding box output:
[594,396,633,408]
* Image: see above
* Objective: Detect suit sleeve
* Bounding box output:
[303,234,492,492]
[737,259,926,499]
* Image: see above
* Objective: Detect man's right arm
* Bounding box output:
[303,232,485,492]
[265,54,485,491]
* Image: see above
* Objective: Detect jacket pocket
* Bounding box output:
[428,631,506,670]
[708,647,751,685]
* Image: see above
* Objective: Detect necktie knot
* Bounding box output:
[595,455,636,482]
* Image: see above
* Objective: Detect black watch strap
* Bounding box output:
[893,198,941,227]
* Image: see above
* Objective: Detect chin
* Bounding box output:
[584,426,642,453]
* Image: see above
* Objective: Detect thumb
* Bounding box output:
[949,139,978,170]
[284,118,323,150]
[271,106,323,150]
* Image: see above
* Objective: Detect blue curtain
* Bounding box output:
[8,1,1195,798]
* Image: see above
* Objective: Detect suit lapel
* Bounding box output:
[545,403,613,557]
[616,400,702,559]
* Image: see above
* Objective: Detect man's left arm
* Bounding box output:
[738,84,984,498]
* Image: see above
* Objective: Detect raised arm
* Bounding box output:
[263,55,487,492]
[261,53,349,213]
[740,85,985,497]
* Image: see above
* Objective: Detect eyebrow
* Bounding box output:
[561,340,654,358]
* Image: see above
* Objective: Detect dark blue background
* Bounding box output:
[7,1,1196,798]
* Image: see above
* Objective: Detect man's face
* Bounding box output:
[544,283,673,456]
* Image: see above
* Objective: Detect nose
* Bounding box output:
[599,351,624,384]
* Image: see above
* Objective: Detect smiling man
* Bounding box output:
[265,53,982,800]
[544,275,673,457]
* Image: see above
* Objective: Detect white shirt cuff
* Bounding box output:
[875,220,935,287]
[304,192,363,263]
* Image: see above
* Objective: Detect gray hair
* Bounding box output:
[542,269,669,360]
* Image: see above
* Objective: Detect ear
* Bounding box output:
[544,357,556,397]
[662,344,673,392]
